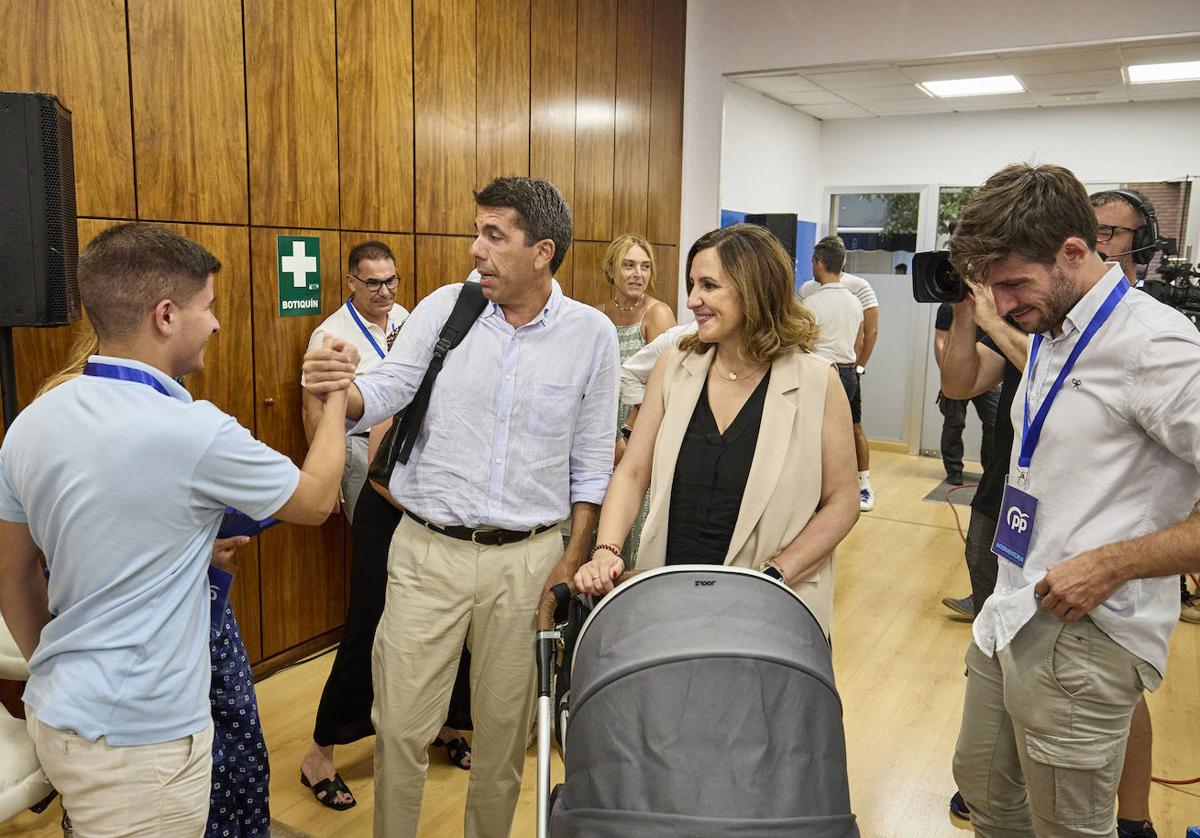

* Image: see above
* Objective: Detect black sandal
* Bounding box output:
[434,736,472,770]
[300,770,357,810]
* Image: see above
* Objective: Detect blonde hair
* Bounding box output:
[678,224,818,366]
[602,234,657,294]
[36,325,100,398]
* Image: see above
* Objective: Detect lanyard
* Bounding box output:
[1018,278,1128,471]
[344,299,388,360]
[82,361,181,400]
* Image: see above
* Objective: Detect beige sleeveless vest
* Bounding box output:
[636,346,835,634]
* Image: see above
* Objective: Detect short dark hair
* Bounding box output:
[1089,189,1148,226]
[78,223,220,340]
[949,163,1098,279]
[474,177,573,273]
[347,240,395,274]
[812,235,847,273]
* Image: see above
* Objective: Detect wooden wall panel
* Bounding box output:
[339,232,417,313]
[250,228,345,657]
[245,0,340,229]
[414,0,476,234]
[612,0,654,238]
[554,245,575,299]
[338,0,415,233]
[654,242,680,317]
[0,0,135,219]
[573,0,617,243]
[647,0,685,245]
[530,0,576,208]
[415,236,475,304]
[570,241,612,308]
[477,0,530,186]
[128,0,248,224]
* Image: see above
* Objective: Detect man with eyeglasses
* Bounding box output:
[303,240,408,524]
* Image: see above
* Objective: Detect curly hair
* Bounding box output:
[678,224,818,365]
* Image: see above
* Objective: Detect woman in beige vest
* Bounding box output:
[573,224,860,635]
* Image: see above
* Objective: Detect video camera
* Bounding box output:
[1141,254,1200,316]
[910,251,965,303]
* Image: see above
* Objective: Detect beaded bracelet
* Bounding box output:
[591,543,622,560]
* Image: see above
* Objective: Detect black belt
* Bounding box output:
[351,432,370,439]
[403,509,556,547]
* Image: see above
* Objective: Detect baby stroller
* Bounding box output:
[535,565,858,838]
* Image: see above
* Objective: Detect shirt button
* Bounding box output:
[495,458,503,464]
[505,374,513,381]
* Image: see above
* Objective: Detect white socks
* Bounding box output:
[858,470,871,490]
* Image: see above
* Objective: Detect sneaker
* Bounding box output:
[1182,594,1200,624]
[942,596,975,620]
[1117,817,1158,838]
[949,791,970,821]
[859,488,875,512]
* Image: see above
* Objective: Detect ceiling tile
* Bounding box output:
[837,83,934,104]
[770,89,847,106]
[795,102,875,120]
[898,59,1010,83]
[805,67,912,89]
[732,73,823,94]
[1128,79,1200,99]
[1032,85,1130,105]
[948,92,1038,111]
[1002,47,1123,75]
[1022,69,1126,92]
[863,98,954,116]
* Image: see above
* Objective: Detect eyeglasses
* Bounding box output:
[350,274,400,293]
[1096,224,1139,243]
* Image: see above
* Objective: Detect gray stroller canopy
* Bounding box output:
[551,565,858,838]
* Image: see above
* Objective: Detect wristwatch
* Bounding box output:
[855,365,865,376]
[620,424,633,440]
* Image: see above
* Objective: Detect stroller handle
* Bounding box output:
[535,571,642,630]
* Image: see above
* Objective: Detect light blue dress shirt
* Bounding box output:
[0,357,300,745]
[350,281,619,530]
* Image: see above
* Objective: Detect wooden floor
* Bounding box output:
[7,451,1200,836]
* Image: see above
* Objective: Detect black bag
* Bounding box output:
[367,282,488,487]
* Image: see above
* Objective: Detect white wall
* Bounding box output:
[720,80,823,219]
[682,0,1200,308]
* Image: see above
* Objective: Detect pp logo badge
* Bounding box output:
[1006,505,1029,534]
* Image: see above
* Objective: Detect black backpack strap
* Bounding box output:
[393,282,488,464]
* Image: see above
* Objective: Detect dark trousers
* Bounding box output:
[938,387,1000,479]
[963,509,1000,617]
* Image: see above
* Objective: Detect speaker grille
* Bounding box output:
[40,96,80,324]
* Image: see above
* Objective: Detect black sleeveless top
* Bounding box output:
[665,369,771,566]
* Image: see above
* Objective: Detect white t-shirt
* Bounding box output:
[306,299,409,374]
[799,273,879,311]
[801,282,863,364]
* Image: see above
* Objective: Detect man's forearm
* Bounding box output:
[0,559,50,661]
[562,502,601,572]
[939,310,983,395]
[857,310,879,367]
[1101,510,1200,586]
[301,391,349,488]
[979,317,1029,372]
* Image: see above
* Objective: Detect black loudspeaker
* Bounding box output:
[0,91,81,327]
[745,213,798,263]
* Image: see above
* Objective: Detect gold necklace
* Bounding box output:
[612,294,644,312]
[714,357,761,382]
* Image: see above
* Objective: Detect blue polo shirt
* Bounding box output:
[0,356,299,745]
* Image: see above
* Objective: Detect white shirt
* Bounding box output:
[801,282,863,364]
[799,272,879,310]
[0,357,299,744]
[306,299,409,374]
[349,281,619,530]
[619,322,696,406]
[973,263,1200,675]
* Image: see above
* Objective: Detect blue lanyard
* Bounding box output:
[344,300,388,360]
[82,362,181,400]
[1019,278,1128,470]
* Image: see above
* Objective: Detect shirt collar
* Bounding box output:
[483,278,562,328]
[87,355,193,403]
[1044,262,1128,343]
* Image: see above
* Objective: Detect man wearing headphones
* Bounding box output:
[1090,190,1162,285]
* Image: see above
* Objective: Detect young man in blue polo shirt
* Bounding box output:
[0,223,357,836]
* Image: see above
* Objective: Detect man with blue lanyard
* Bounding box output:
[0,223,356,835]
[303,240,408,523]
[948,164,1200,837]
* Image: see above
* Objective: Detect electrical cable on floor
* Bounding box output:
[940,480,1200,788]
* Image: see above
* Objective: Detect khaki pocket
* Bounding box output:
[1023,728,1123,824]
[1049,619,1093,697]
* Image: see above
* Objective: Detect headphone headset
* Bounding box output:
[1106,189,1165,266]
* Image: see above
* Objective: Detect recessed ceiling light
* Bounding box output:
[917,75,1025,98]
[1127,61,1200,84]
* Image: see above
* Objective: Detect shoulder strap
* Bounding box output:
[393,282,489,465]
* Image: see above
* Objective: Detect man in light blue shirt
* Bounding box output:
[0,223,356,836]
[304,177,619,838]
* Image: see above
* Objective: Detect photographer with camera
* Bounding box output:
[940,163,1200,838]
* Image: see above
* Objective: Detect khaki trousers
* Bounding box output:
[371,515,562,838]
[952,609,1159,837]
[26,706,213,837]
